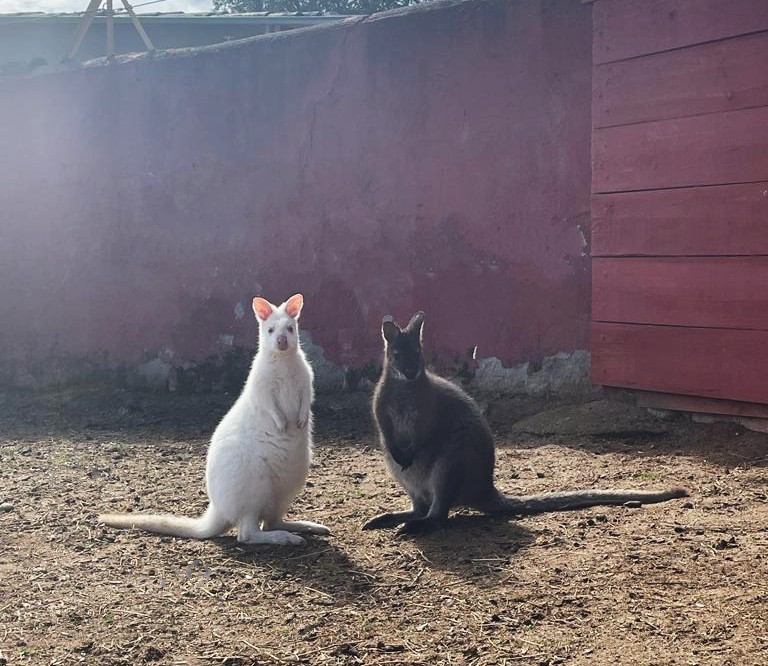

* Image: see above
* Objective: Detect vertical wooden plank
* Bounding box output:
[106,0,115,58]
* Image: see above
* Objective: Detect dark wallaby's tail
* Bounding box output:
[479,487,689,516]
[98,505,230,539]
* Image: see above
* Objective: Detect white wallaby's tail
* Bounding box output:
[98,505,229,540]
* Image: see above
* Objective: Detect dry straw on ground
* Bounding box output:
[0,388,766,665]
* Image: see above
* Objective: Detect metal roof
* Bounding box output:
[0,11,354,25]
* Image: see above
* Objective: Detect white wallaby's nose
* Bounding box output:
[277,334,289,351]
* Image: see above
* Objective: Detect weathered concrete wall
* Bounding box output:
[0,0,593,394]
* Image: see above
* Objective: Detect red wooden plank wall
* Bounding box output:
[593,0,768,65]
[591,0,768,409]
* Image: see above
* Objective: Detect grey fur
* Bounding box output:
[364,312,688,535]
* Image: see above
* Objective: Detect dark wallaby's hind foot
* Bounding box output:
[395,516,445,537]
[362,511,421,530]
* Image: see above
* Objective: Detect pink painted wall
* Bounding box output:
[0,0,593,389]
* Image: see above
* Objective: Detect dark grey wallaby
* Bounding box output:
[363,311,688,535]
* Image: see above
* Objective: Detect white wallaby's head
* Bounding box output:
[252,293,304,354]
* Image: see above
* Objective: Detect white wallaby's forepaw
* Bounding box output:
[296,408,311,430]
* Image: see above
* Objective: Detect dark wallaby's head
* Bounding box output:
[381,311,425,381]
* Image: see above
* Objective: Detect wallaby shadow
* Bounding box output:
[395,513,536,584]
[210,534,371,602]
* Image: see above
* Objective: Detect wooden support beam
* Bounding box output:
[63,0,102,62]
[64,0,156,62]
[121,0,155,51]
[106,0,115,59]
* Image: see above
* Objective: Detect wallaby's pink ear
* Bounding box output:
[382,315,400,343]
[284,293,304,319]
[252,297,274,321]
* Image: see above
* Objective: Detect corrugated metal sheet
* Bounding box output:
[0,12,352,25]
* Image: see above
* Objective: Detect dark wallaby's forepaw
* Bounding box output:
[389,445,414,470]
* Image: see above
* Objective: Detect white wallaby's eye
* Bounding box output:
[268,327,274,334]
[287,325,294,333]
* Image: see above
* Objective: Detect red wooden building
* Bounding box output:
[590,0,768,420]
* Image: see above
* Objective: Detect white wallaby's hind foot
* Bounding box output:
[237,528,306,546]
[270,520,330,535]
[237,515,307,545]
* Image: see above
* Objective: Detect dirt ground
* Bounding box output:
[0,386,766,666]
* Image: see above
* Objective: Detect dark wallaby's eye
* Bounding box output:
[268,327,274,334]
[287,325,294,333]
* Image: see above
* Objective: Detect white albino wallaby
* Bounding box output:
[99,293,329,546]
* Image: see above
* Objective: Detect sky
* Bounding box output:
[0,0,215,12]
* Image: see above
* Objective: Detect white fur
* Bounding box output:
[99,295,329,546]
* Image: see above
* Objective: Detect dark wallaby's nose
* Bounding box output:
[277,334,288,350]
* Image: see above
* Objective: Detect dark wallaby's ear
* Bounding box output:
[405,311,425,340]
[381,315,400,344]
